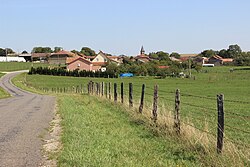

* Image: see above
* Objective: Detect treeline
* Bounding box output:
[28,67,117,78]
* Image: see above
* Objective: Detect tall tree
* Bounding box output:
[54,47,63,53]
[200,49,216,58]
[80,47,96,56]
[0,48,5,56]
[32,47,53,53]
[227,44,242,58]
[21,50,28,54]
[170,52,181,59]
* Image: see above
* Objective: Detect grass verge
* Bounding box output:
[57,94,200,166]
[0,73,10,99]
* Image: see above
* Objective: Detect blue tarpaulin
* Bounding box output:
[119,73,134,77]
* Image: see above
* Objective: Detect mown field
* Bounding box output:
[13,66,250,166]
[0,62,63,72]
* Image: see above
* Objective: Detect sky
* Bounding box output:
[1,0,250,55]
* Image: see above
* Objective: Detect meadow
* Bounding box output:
[0,62,63,72]
[12,66,250,166]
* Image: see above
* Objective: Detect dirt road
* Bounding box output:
[0,72,55,167]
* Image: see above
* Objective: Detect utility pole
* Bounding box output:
[5,48,7,62]
[189,56,192,78]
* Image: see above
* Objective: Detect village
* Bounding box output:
[0,46,236,74]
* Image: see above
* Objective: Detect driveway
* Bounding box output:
[0,71,55,167]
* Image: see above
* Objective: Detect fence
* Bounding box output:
[36,81,250,156]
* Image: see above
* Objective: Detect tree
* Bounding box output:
[54,47,63,53]
[156,51,170,61]
[170,52,181,59]
[22,50,28,54]
[80,47,96,56]
[32,47,53,53]
[227,44,242,58]
[200,49,216,58]
[218,49,228,58]
[148,52,158,59]
[234,52,250,66]
[0,48,6,56]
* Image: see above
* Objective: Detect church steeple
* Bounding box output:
[140,46,145,55]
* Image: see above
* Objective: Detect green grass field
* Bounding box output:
[0,73,10,99]
[56,94,201,166]
[0,62,63,72]
[12,66,250,166]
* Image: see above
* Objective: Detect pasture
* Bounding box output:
[0,62,63,72]
[12,66,250,166]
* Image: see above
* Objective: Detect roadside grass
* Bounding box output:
[0,73,10,99]
[57,94,200,166]
[0,62,63,72]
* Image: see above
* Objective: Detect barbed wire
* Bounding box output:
[181,121,217,137]
[224,124,250,135]
[224,136,250,149]
[225,110,250,119]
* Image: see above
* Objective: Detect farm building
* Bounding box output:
[32,53,51,63]
[49,50,76,65]
[0,56,26,62]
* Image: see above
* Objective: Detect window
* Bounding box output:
[77,63,80,67]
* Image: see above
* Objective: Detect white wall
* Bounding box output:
[0,57,26,62]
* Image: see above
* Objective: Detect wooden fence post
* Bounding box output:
[96,83,98,95]
[139,84,145,113]
[129,83,133,107]
[108,82,111,99]
[121,82,124,103]
[152,85,158,123]
[101,82,104,97]
[217,94,224,154]
[91,81,94,95]
[114,83,117,102]
[174,89,181,135]
[105,82,108,98]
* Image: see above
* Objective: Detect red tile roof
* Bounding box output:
[52,50,75,57]
[158,66,170,69]
[92,62,108,66]
[222,58,233,62]
[67,57,92,65]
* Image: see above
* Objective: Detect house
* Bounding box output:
[49,50,76,65]
[19,53,32,62]
[208,55,223,66]
[193,56,208,65]
[169,57,181,62]
[67,56,107,72]
[67,57,94,71]
[179,54,198,62]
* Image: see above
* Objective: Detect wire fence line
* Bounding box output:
[35,80,249,154]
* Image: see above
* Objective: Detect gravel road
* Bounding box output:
[0,72,55,167]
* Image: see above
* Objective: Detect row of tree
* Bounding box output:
[28,67,117,78]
